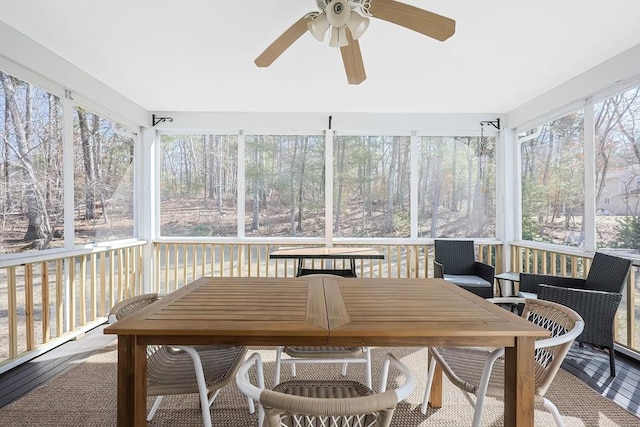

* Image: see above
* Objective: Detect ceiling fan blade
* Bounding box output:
[369,0,455,41]
[340,29,366,85]
[255,14,315,67]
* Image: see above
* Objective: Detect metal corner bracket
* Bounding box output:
[152,114,174,127]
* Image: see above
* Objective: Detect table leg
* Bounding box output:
[428,353,443,408]
[296,259,303,277]
[117,335,147,426]
[350,259,357,278]
[504,336,535,427]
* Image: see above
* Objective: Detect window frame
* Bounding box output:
[0,66,141,258]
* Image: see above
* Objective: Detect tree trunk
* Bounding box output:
[251,140,261,231]
[203,134,209,209]
[290,138,298,235]
[334,140,345,233]
[77,109,97,220]
[384,140,397,233]
[365,137,372,216]
[3,94,11,211]
[0,72,51,243]
[451,138,458,211]
[430,142,443,237]
[296,136,307,232]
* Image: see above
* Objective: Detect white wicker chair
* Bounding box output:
[238,351,415,427]
[420,297,584,427]
[109,293,252,427]
[274,274,372,388]
[274,345,372,388]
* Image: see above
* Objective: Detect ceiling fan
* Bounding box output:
[255,0,456,85]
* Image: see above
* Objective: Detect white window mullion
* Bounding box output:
[499,126,516,275]
[410,132,418,239]
[237,130,246,238]
[325,129,334,245]
[583,101,596,252]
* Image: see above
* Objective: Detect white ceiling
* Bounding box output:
[1,0,639,114]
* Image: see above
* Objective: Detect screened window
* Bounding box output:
[417,135,495,238]
[73,108,134,244]
[521,110,585,246]
[594,85,640,254]
[160,134,238,237]
[333,135,410,238]
[245,134,324,237]
[0,71,63,253]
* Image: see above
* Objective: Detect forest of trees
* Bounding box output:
[158,133,496,239]
[418,135,496,238]
[2,65,638,254]
[521,86,640,251]
[0,71,134,254]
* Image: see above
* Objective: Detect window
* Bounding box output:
[595,85,640,253]
[418,136,495,238]
[0,71,63,253]
[160,134,238,237]
[245,134,325,237]
[333,135,410,238]
[521,110,585,246]
[73,108,134,244]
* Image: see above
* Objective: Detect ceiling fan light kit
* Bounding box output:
[310,0,369,45]
[256,0,456,84]
[347,12,370,40]
[308,12,329,41]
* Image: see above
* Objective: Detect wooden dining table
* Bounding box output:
[104,276,548,426]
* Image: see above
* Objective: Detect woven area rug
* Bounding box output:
[0,346,637,426]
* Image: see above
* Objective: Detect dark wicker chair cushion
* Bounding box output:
[443,274,492,287]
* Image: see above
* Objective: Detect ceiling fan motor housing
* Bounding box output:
[327,0,351,28]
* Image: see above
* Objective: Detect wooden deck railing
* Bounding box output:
[152,240,502,293]
[4,238,638,368]
[510,241,640,353]
[0,240,146,370]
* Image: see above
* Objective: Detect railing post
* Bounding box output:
[628,268,637,348]
[8,266,18,358]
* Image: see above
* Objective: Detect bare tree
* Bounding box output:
[296,136,308,232]
[383,139,398,233]
[77,108,98,220]
[0,72,52,245]
[334,139,346,233]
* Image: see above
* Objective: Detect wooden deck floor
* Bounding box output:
[1,323,639,418]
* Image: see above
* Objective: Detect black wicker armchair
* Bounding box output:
[433,240,495,298]
[521,252,632,377]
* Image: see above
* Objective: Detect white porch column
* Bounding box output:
[62,92,74,330]
[139,127,156,293]
[497,120,517,284]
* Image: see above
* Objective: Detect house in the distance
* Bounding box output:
[598,165,640,215]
